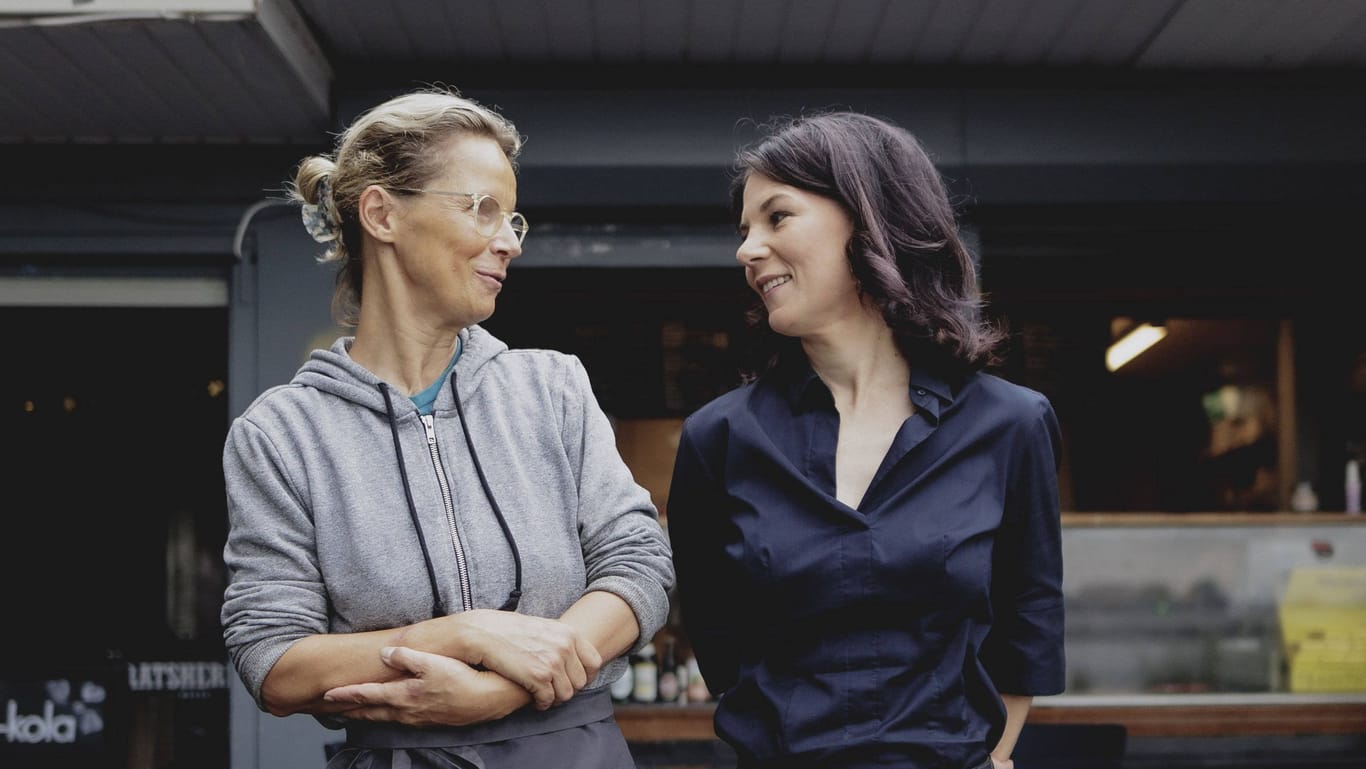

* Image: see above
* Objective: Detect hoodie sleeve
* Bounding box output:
[220,414,329,708]
[559,355,676,653]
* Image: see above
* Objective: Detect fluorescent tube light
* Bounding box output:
[2,1,253,13]
[1106,323,1167,372]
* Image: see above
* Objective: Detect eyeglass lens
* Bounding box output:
[473,195,527,243]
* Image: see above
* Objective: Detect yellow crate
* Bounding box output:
[1280,566,1366,604]
[1288,660,1366,692]
[1281,606,1366,649]
[1278,567,1366,647]
[1293,635,1366,661]
[1278,567,1366,692]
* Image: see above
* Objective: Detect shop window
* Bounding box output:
[0,304,229,769]
[990,313,1291,512]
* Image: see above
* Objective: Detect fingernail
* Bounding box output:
[322,693,336,702]
[380,646,395,662]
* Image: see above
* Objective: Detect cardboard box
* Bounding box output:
[613,418,685,520]
[1278,567,1366,692]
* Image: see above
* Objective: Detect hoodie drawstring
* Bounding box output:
[379,383,445,617]
[375,374,525,617]
[451,370,524,612]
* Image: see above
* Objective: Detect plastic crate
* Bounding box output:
[1277,567,1366,693]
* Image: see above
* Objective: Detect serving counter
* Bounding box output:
[618,513,1366,750]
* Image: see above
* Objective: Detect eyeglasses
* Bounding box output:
[394,189,529,245]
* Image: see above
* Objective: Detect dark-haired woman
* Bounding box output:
[667,111,1064,769]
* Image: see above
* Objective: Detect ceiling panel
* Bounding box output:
[2,0,1365,144]
[389,1,454,64]
[866,0,939,62]
[821,0,890,63]
[778,0,839,63]
[958,0,1036,65]
[996,0,1083,66]
[687,0,741,61]
[59,23,187,139]
[294,0,364,58]
[205,21,321,134]
[914,0,988,65]
[733,0,788,63]
[545,0,594,60]
[97,21,228,140]
[145,19,284,139]
[0,28,97,140]
[640,0,687,61]
[1251,0,1359,69]
[594,0,643,60]
[1309,3,1366,66]
[1141,0,1273,68]
[0,1,328,143]
[496,0,553,60]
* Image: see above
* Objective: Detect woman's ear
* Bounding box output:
[357,184,400,244]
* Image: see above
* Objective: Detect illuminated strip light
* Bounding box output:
[0,1,253,14]
[0,276,227,307]
[1106,323,1168,372]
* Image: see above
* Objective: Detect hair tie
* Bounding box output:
[301,175,339,244]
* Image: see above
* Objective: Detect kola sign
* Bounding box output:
[0,699,78,744]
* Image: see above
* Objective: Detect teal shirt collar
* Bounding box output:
[410,338,462,416]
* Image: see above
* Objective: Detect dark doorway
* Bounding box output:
[0,304,230,769]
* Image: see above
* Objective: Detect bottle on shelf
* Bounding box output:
[608,653,635,702]
[631,642,657,703]
[1290,481,1318,513]
[656,636,679,703]
[685,654,709,703]
[1347,458,1361,515]
[675,647,691,705]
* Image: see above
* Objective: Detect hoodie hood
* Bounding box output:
[293,325,508,414]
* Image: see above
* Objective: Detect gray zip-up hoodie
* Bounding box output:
[221,325,674,711]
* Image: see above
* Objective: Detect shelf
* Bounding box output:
[613,695,1366,741]
[1028,693,1366,737]
[614,703,718,742]
[1061,512,1366,527]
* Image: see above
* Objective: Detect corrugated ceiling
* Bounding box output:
[2,0,1365,144]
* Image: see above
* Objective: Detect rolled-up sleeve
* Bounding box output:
[560,356,675,653]
[981,394,1066,695]
[220,417,328,707]
[666,418,745,696]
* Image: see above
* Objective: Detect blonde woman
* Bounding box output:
[221,87,673,768]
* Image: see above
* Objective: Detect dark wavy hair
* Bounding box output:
[730,110,1003,380]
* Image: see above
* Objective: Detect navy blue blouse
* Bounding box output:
[667,359,1065,769]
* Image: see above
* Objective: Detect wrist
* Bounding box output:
[443,611,488,664]
[393,615,463,660]
[484,671,533,717]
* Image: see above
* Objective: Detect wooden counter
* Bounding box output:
[614,703,718,742]
[621,514,1366,743]
[1027,693,1366,737]
[615,694,1366,742]
[1060,512,1366,527]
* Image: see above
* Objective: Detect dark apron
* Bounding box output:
[325,689,635,769]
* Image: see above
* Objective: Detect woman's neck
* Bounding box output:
[802,314,909,407]
[349,300,462,396]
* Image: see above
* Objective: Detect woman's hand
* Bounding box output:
[425,610,603,709]
[323,646,529,727]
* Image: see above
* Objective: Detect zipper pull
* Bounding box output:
[422,414,437,445]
